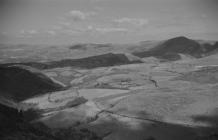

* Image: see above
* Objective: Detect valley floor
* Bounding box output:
[22,60,218,140]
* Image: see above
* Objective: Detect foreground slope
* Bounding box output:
[0,102,101,140]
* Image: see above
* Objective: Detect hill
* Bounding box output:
[204,42,218,56]
[1,53,142,70]
[133,36,218,61]
[0,65,64,101]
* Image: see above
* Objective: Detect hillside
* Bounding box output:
[0,103,101,140]
[133,36,218,61]
[1,53,142,70]
[204,42,218,56]
[0,65,64,101]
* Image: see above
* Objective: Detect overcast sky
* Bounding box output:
[0,0,218,44]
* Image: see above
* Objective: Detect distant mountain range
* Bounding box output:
[67,36,218,61]
[1,36,217,64]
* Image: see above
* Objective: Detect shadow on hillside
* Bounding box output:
[2,102,218,140]
[0,65,64,101]
[0,103,101,140]
[191,110,218,140]
[192,112,218,127]
[81,111,218,140]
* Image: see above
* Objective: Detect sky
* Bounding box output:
[0,0,218,45]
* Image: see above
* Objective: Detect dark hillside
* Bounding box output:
[0,103,101,140]
[1,53,142,70]
[133,36,218,61]
[0,65,63,101]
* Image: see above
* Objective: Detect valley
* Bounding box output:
[1,36,218,140]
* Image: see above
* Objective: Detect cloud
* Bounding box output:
[21,29,38,34]
[69,10,96,21]
[114,17,149,26]
[94,27,129,33]
[69,10,86,21]
[60,25,128,35]
[89,0,108,2]
[16,30,39,38]
[51,25,62,30]
[46,30,56,36]
[59,21,72,26]
[18,29,38,38]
